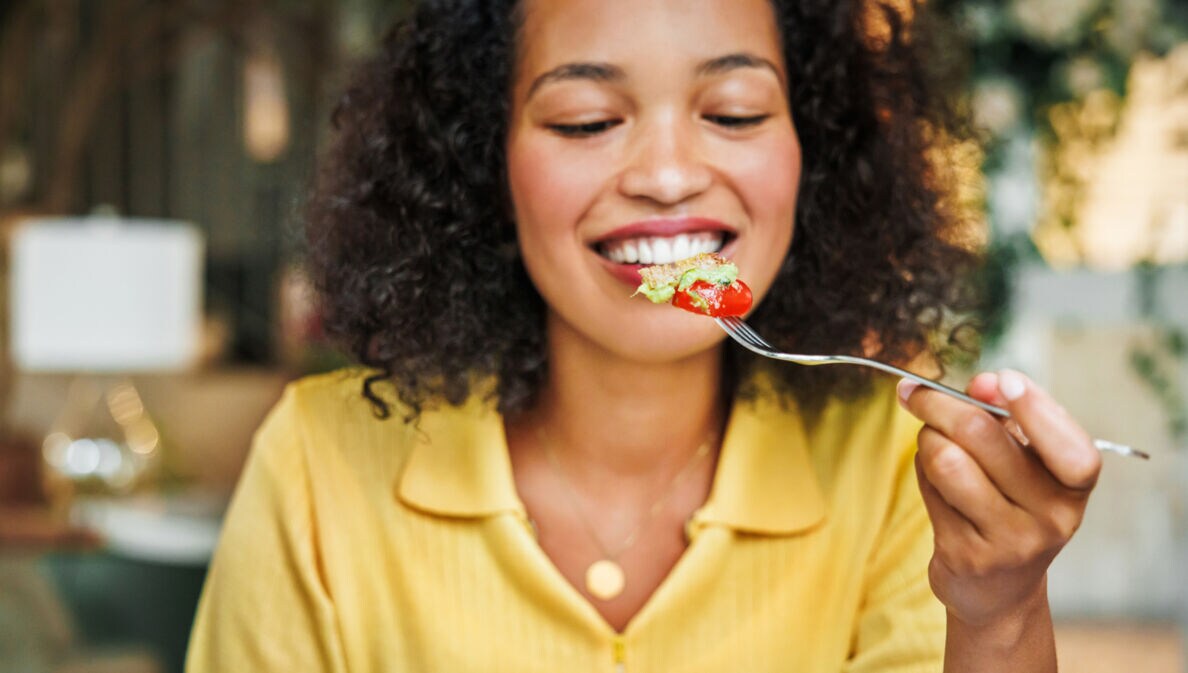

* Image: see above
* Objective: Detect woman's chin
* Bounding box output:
[597,306,730,365]
[541,276,735,366]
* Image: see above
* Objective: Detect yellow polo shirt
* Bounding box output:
[186,370,944,672]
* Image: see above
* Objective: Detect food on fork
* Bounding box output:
[635,252,753,317]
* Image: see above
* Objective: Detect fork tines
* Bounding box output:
[716,316,771,352]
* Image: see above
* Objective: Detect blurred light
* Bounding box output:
[973,78,1023,135]
[0,145,32,205]
[1065,57,1106,98]
[42,431,73,468]
[106,381,145,426]
[63,438,101,477]
[94,439,124,480]
[1009,0,1099,47]
[106,459,137,490]
[244,48,290,163]
[125,420,160,456]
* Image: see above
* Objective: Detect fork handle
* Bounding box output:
[873,361,1010,417]
[838,357,1149,460]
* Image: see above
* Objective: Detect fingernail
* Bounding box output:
[897,379,920,408]
[998,369,1027,401]
[1006,419,1030,446]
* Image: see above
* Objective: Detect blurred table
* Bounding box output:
[1055,621,1184,673]
[71,492,225,565]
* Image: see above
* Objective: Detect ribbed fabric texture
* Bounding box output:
[186,370,944,673]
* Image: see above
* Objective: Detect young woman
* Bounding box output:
[187,1,1102,671]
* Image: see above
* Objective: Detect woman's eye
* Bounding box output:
[548,119,622,137]
[705,114,770,129]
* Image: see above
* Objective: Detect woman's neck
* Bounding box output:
[526,314,726,485]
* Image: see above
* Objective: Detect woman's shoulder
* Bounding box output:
[263,367,500,463]
[250,368,415,466]
[281,367,394,419]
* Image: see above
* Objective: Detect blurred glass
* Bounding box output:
[40,379,162,506]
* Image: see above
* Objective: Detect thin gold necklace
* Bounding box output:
[538,426,714,601]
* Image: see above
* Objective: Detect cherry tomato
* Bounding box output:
[671,280,752,317]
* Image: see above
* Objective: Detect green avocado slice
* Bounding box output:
[634,256,739,305]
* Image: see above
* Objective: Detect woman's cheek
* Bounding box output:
[750,133,801,213]
[733,133,801,299]
[509,139,602,228]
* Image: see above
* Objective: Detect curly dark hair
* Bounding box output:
[304,0,984,421]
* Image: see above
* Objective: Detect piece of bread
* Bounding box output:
[637,252,731,290]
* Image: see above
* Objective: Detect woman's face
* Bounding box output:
[507,0,801,363]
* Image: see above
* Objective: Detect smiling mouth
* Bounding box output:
[596,231,731,265]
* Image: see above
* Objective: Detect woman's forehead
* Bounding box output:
[514,0,785,80]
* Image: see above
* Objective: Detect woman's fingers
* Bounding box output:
[899,371,1100,629]
[967,371,1031,446]
[965,371,1002,405]
[914,426,1019,537]
[897,378,1062,513]
[914,452,991,584]
[914,453,975,536]
[995,370,1101,492]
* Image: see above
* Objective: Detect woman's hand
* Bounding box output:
[897,369,1101,669]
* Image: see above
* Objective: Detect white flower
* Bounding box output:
[973,78,1024,136]
[1066,57,1106,97]
[961,2,1004,43]
[1104,0,1159,55]
[1009,0,1103,47]
[988,134,1040,235]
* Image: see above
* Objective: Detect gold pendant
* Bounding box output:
[585,559,626,600]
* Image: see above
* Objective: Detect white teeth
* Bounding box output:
[672,234,691,260]
[651,238,672,263]
[622,240,638,264]
[702,237,724,254]
[637,239,654,264]
[599,232,727,264]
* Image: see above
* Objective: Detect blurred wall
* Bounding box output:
[983,266,1188,622]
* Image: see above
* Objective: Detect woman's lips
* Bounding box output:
[590,217,738,287]
[592,217,735,244]
[602,260,648,286]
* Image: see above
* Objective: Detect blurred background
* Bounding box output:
[0,1,1185,672]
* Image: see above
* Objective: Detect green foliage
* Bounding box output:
[928,0,1188,445]
[1130,262,1188,443]
[934,0,1184,141]
[975,231,1046,351]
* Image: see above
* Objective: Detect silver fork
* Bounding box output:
[716,316,1148,460]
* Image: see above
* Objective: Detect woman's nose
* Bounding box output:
[617,115,713,205]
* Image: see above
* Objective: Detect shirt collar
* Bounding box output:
[397,397,525,518]
[396,392,826,536]
[689,392,826,536]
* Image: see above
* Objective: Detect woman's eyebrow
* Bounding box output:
[524,52,783,100]
[525,62,624,99]
[697,52,785,86]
